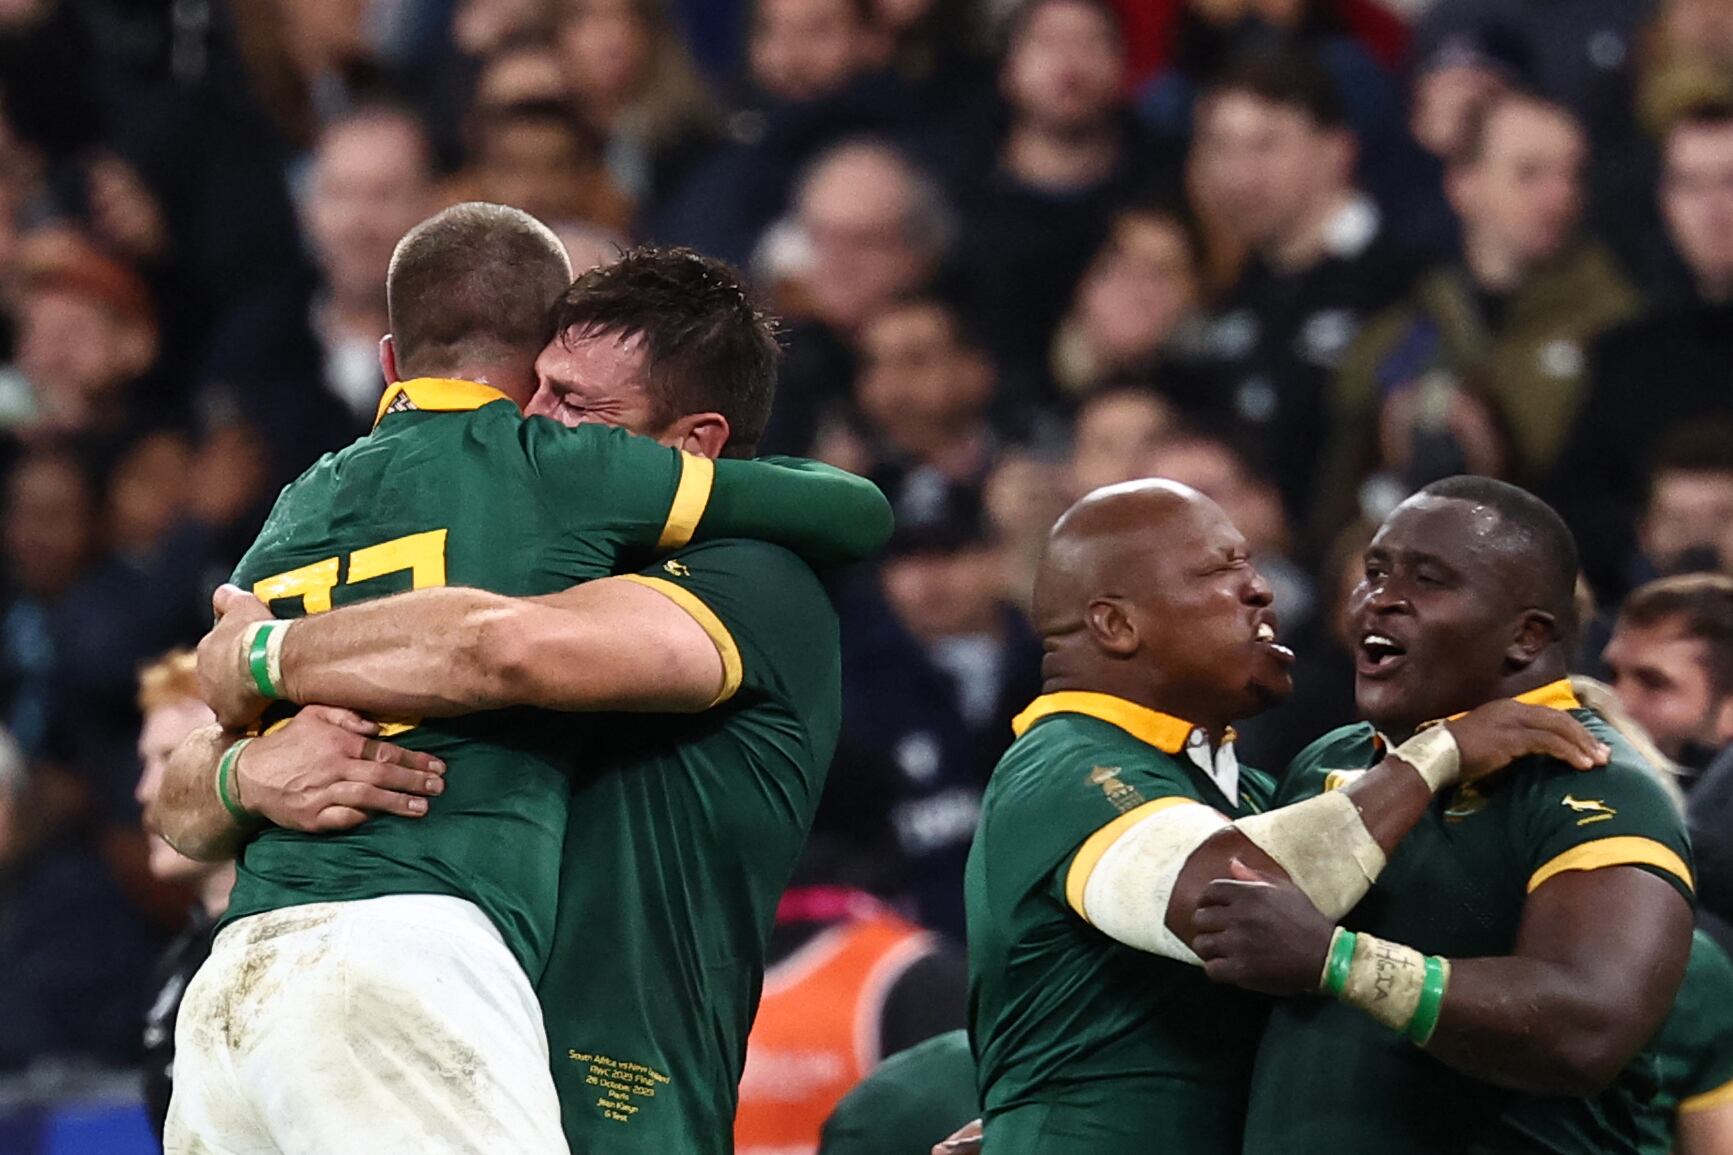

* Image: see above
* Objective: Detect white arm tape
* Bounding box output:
[1231,789,1388,919]
[1079,802,1230,965]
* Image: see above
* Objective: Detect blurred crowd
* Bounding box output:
[1,0,1732,1118]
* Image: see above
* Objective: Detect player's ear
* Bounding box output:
[1506,609,1555,669]
[379,336,401,385]
[1085,596,1139,657]
[666,411,731,459]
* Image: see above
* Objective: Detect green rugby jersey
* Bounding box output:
[818,1029,978,1155]
[1637,930,1733,1154]
[1245,679,1696,1155]
[224,377,890,979]
[535,539,841,1153]
[965,692,1276,1155]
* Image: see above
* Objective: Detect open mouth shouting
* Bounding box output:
[1255,615,1296,666]
[1357,630,1409,679]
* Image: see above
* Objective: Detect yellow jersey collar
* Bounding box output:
[1012,691,1206,755]
[373,377,515,428]
[1409,678,1583,738]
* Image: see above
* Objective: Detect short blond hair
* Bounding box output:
[138,650,200,713]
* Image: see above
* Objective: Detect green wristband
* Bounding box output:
[1407,955,1450,1046]
[216,738,258,823]
[246,622,277,699]
[1321,927,1357,997]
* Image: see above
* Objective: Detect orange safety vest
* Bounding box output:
[734,911,936,1155]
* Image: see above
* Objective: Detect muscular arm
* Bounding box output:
[1680,1100,1733,1155]
[152,709,446,862]
[155,724,249,863]
[1422,868,1693,1095]
[272,578,726,718]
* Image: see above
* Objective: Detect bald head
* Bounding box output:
[1033,480,1292,729]
[1034,480,1207,636]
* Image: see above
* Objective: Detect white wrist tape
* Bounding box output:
[1339,932,1428,1033]
[1079,802,1230,964]
[1232,789,1388,919]
[1392,725,1461,792]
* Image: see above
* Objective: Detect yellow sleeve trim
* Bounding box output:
[657,452,715,550]
[1527,836,1695,895]
[1064,796,1208,920]
[1681,1075,1733,1114]
[618,575,742,706]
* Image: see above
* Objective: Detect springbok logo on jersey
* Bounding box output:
[1561,794,1617,826]
[663,559,691,577]
[1090,766,1144,814]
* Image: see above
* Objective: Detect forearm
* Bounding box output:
[704,457,893,565]
[155,724,248,863]
[1419,955,1639,1095]
[1170,732,1449,939]
[277,588,528,716]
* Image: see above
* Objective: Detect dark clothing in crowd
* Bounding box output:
[1196,199,1417,522]
[0,834,160,1072]
[143,906,219,1142]
[1550,297,1733,602]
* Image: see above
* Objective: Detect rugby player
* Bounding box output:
[1647,929,1733,1154]
[963,479,1605,1152]
[160,230,886,1151]
[1187,477,1696,1153]
[156,208,891,1152]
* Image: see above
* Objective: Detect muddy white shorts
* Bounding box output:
[164,894,568,1154]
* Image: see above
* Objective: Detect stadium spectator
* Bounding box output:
[453,0,556,58]
[1046,202,1211,408]
[1605,575,1733,773]
[450,100,632,232]
[555,0,722,206]
[834,492,1040,937]
[0,721,159,1075]
[762,140,949,452]
[850,295,997,528]
[12,230,164,472]
[1137,0,1408,211]
[133,650,232,1142]
[1396,23,1534,261]
[1318,90,1639,541]
[650,0,921,266]
[1636,424,1733,585]
[1066,383,1177,497]
[198,103,437,487]
[954,0,1174,423]
[470,40,570,111]
[1552,100,1733,601]
[1189,48,1415,522]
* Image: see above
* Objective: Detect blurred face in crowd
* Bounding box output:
[882,543,1005,642]
[307,113,436,310]
[1069,388,1175,496]
[1603,614,1733,760]
[17,285,156,405]
[474,44,569,110]
[453,0,549,56]
[560,0,651,110]
[751,0,866,103]
[1075,210,1199,363]
[797,145,937,332]
[1642,467,1733,574]
[1410,63,1506,160]
[1155,436,1287,557]
[136,694,219,885]
[474,111,599,224]
[1193,92,1351,252]
[3,456,95,601]
[1658,0,1733,67]
[1450,99,1585,277]
[1662,118,1733,299]
[109,431,192,555]
[856,300,991,456]
[1002,0,1124,136]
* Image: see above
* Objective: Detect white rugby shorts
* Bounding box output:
[164,894,568,1154]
